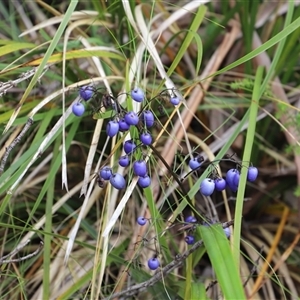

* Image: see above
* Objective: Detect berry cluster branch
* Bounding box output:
[103,220,234,300]
[0,117,34,174]
[0,240,43,265]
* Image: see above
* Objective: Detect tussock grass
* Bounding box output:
[0,1,300,299]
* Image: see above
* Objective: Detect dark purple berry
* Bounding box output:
[185,235,195,245]
[124,111,139,126]
[140,132,152,145]
[99,166,112,180]
[119,155,130,167]
[185,216,197,223]
[106,120,119,137]
[138,174,151,188]
[109,173,126,189]
[200,178,215,196]
[124,140,136,154]
[137,216,147,226]
[148,257,160,270]
[214,178,226,191]
[170,96,180,106]
[72,102,85,116]
[141,110,155,128]
[131,87,144,102]
[247,166,258,182]
[133,160,147,177]
[79,85,94,101]
[119,118,130,132]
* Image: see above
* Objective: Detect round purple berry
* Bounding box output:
[131,87,144,102]
[200,178,215,196]
[141,110,155,128]
[140,132,152,145]
[189,158,201,170]
[79,85,94,101]
[138,174,151,188]
[133,160,147,177]
[119,155,130,167]
[185,235,195,245]
[137,216,147,226]
[72,102,85,116]
[233,171,240,187]
[99,166,112,180]
[124,140,136,154]
[109,173,126,189]
[106,120,119,137]
[170,96,180,106]
[247,166,258,182]
[124,111,139,126]
[185,216,197,223]
[148,257,160,270]
[214,178,226,191]
[224,227,231,238]
[226,169,239,192]
[119,118,130,132]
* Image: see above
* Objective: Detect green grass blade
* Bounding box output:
[4,1,79,132]
[233,66,263,269]
[199,224,245,299]
[166,4,205,77]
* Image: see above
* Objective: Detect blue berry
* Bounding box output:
[140,132,152,145]
[99,166,112,180]
[170,96,180,106]
[79,85,94,101]
[124,140,136,154]
[148,257,160,270]
[224,227,231,238]
[119,118,130,132]
[200,178,215,196]
[185,216,197,223]
[109,173,126,189]
[214,178,226,191]
[133,160,147,177]
[138,174,151,188]
[106,120,119,137]
[226,169,239,192]
[72,102,85,116]
[185,235,195,245]
[247,166,258,182]
[189,158,202,170]
[137,216,147,226]
[233,171,240,187]
[141,110,155,128]
[119,155,130,167]
[131,87,144,102]
[124,111,139,126]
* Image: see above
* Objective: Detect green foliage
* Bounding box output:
[0,1,300,300]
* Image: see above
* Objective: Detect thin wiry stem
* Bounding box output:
[0,117,33,174]
[0,240,43,265]
[103,220,234,300]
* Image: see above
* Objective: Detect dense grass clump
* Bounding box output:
[0,1,300,299]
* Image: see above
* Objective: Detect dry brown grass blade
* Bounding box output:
[249,206,290,298]
[157,22,241,177]
[253,32,300,231]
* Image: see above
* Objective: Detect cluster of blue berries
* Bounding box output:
[87,86,181,190]
[136,215,231,270]
[188,155,258,196]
